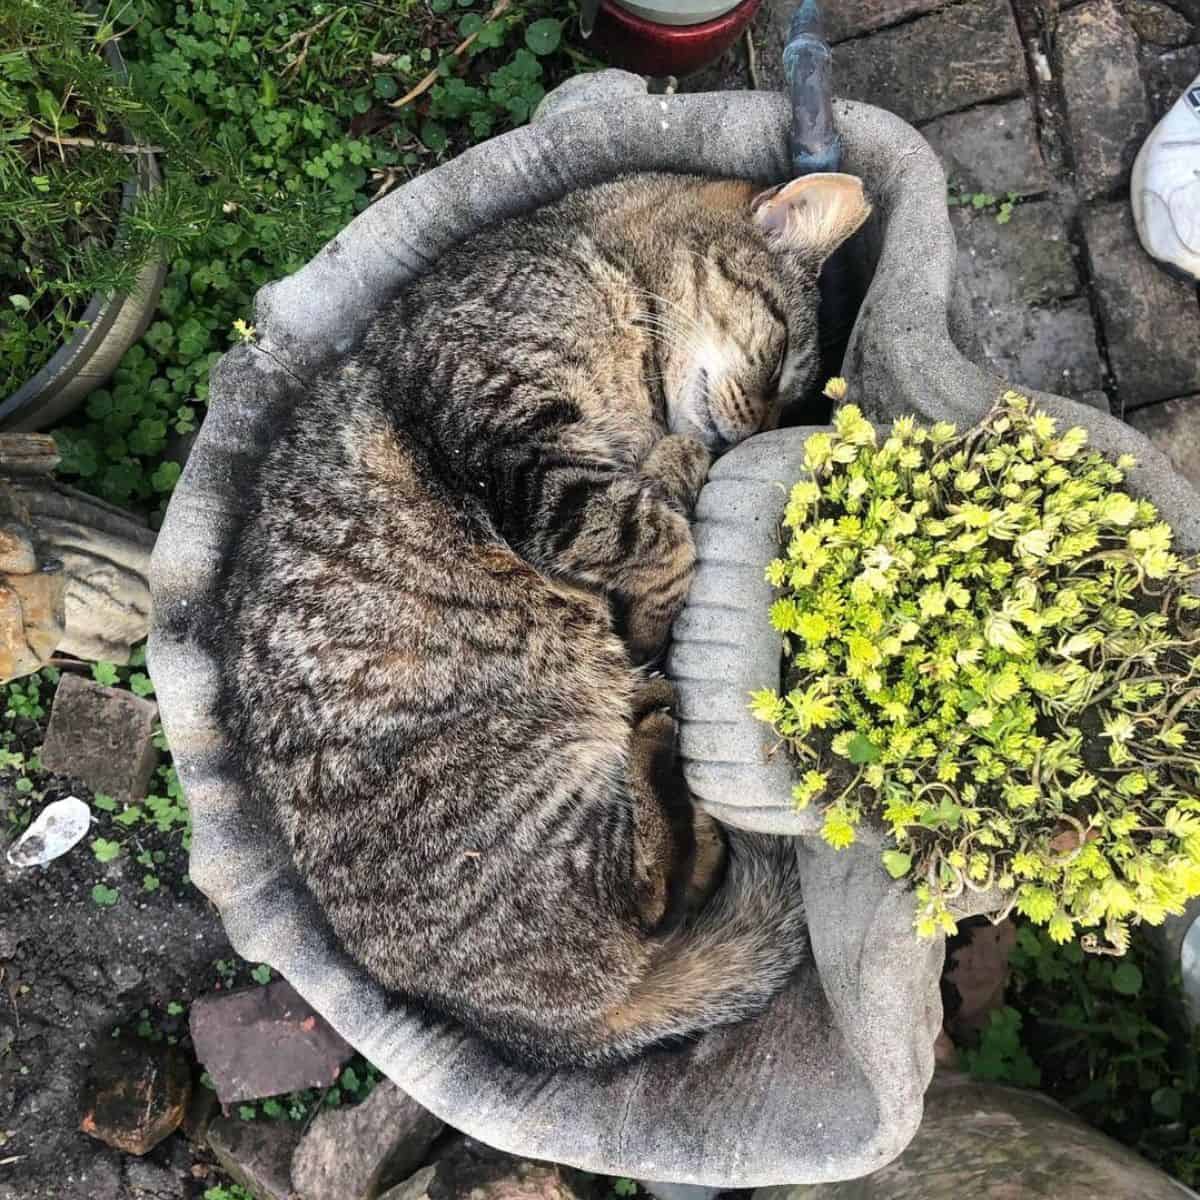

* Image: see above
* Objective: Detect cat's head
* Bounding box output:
[659,173,871,453]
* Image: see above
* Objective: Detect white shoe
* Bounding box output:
[1131,74,1200,282]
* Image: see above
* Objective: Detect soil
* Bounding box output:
[0,711,235,1200]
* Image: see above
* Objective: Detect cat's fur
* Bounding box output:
[217,171,871,1067]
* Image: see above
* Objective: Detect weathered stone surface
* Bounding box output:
[921,99,1051,196]
[977,300,1106,397]
[10,480,155,665]
[835,0,1026,125]
[821,0,946,43]
[207,1116,300,1200]
[1055,1,1152,199]
[943,919,1016,1037]
[78,1035,190,1156]
[180,1077,221,1148]
[414,1139,588,1200]
[123,1157,187,1199]
[639,1184,721,1200]
[380,1165,437,1200]
[749,1074,1192,1198]
[1077,390,1112,414]
[190,979,353,1105]
[1126,0,1194,44]
[1144,44,1200,120]
[1084,201,1200,407]
[1126,395,1200,490]
[950,201,1103,394]
[39,673,159,802]
[952,201,1079,307]
[290,1081,445,1200]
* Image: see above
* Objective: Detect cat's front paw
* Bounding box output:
[642,434,712,514]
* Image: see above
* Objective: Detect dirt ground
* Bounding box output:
[0,748,233,1200]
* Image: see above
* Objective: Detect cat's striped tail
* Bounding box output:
[599,830,809,1058]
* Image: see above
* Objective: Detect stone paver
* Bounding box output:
[189,979,354,1104]
[39,674,159,802]
[975,300,1107,397]
[1055,1,1153,199]
[1144,44,1200,119]
[835,0,1026,124]
[740,0,1200,432]
[1126,395,1200,488]
[952,202,1079,306]
[921,98,1052,195]
[823,0,948,44]
[1127,0,1195,45]
[291,1082,445,1200]
[951,203,1106,398]
[1084,202,1200,407]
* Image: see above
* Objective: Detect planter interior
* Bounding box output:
[148,74,1200,1188]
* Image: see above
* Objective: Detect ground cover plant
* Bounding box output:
[28,0,591,513]
[752,388,1200,948]
[961,923,1200,1186]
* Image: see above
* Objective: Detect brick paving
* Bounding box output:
[691,0,1200,486]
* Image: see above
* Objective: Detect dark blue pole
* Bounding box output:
[784,0,841,175]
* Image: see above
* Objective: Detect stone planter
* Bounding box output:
[147,70,1200,1188]
[0,29,165,432]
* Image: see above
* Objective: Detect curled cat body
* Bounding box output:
[218,171,871,1067]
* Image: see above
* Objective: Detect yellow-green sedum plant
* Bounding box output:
[751,388,1200,951]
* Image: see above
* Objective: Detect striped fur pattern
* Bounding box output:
[217,172,871,1066]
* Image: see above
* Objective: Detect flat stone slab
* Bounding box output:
[1083,201,1200,407]
[1144,44,1200,120]
[951,202,1104,397]
[1126,395,1200,490]
[821,0,948,43]
[1055,0,1153,199]
[291,1081,445,1200]
[39,674,159,803]
[189,979,354,1104]
[78,1036,190,1157]
[952,201,1079,307]
[835,0,1026,124]
[1126,0,1195,45]
[922,99,1051,196]
[972,299,1106,397]
[207,1116,300,1200]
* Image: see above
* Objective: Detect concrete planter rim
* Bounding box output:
[147,74,1200,1188]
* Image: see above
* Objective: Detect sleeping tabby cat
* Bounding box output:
[218,171,871,1067]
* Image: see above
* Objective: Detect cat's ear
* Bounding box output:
[751,173,871,265]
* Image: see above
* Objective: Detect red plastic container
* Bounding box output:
[588,0,764,78]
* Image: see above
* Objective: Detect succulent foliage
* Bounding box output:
[752,390,1200,949]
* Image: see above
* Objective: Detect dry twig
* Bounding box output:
[279,9,340,77]
[390,0,512,110]
[29,124,162,155]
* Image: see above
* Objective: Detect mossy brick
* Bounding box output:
[1083,201,1200,406]
[821,0,949,44]
[1055,0,1152,199]
[39,673,159,802]
[1127,395,1200,491]
[922,99,1051,196]
[834,0,1025,124]
[952,201,1079,308]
